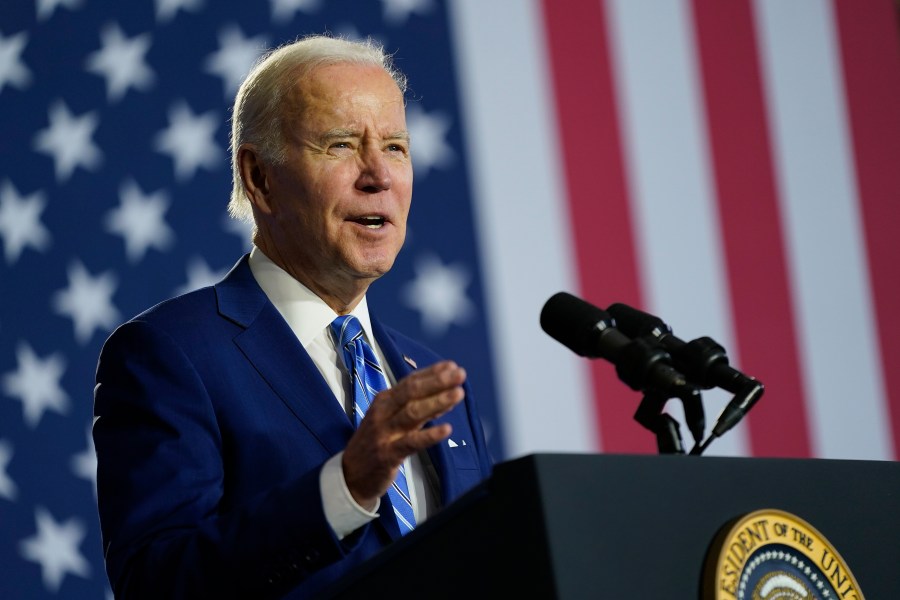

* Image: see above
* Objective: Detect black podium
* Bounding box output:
[321,453,900,598]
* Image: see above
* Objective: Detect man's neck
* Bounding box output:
[252,240,371,314]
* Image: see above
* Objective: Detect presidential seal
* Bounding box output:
[703,509,864,600]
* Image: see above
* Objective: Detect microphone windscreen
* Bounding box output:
[540,292,609,357]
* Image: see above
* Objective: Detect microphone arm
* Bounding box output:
[607,302,765,455]
[690,378,765,455]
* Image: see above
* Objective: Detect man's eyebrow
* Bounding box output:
[385,131,410,143]
[319,129,410,143]
[320,128,359,142]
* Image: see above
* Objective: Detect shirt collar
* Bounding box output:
[248,246,376,349]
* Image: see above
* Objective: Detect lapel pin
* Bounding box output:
[403,355,417,369]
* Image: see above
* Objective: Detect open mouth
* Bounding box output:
[351,216,386,229]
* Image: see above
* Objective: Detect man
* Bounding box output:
[93,35,493,599]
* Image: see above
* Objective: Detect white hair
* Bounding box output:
[227,34,408,223]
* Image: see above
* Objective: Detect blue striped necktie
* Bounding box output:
[330,315,416,535]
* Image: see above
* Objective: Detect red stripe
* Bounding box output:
[691,0,813,457]
[832,0,900,460]
[540,0,653,453]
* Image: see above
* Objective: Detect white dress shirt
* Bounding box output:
[248,247,439,539]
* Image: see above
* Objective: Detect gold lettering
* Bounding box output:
[720,550,739,597]
[737,531,752,553]
[829,561,848,590]
[791,527,814,549]
[821,548,857,597]
[839,585,858,599]
[822,548,835,571]
[719,577,737,597]
[755,519,771,541]
[746,520,767,544]
[728,542,748,568]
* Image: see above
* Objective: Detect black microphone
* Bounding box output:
[540,292,689,397]
[606,303,763,438]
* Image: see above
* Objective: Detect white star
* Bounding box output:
[0,30,32,92]
[380,0,434,26]
[154,101,222,181]
[174,256,229,296]
[155,0,204,23]
[0,180,51,264]
[19,507,91,593]
[2,342,69,429]
[35,0,84,22]
[84,23,155,103]
[52,261,120,345]
[204,25,268,99]
[0,439,18,501]
[222,212,254,251]
[402,254,475,336]
[407,104,454,178]
[270,0,321,24]
[105,179,174,263]
[32,101,103,182]
[70,425,97,497]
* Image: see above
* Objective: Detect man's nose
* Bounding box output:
[356,147,392,193]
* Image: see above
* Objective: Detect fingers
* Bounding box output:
[344,421,454,505]
[394,422,453,455]
[376,361,466,427]
[342,361,465,505]
[395,361,466,400]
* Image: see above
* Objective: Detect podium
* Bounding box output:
[321,453,900,598]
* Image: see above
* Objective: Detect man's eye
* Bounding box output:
[331,142,351,149]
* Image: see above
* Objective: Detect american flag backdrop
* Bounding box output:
[1,0,898,597]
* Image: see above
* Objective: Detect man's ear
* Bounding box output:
[238,144,274,215]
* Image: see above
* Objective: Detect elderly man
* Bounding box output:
[93,35,493,599]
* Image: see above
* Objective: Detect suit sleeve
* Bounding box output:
[93,319,364,599]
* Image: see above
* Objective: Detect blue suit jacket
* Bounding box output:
[93,255,493,599]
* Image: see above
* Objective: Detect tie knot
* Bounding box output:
[331,314,363,349]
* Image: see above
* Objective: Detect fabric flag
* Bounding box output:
[0,0,897,597]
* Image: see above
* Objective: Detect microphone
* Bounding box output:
[540,292,690,397]
[605,303,763,439]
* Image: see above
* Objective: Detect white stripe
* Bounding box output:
[393,507,414,532]
[391,480,412,505]
[606,0,749,456]
[448,0,597,458]
[753,0,892,460]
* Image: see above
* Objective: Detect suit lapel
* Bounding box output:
[215,256,354,456]
[372,317,416,383]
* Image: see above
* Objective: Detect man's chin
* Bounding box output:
[348,243,402,273]
[348,255,399,282]
[352,263,394,281]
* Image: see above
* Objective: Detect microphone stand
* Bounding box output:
[633,385,704,455]
[689,379,764,455]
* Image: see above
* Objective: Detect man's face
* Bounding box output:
[256,62,412,303]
